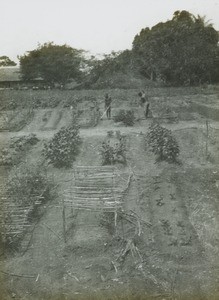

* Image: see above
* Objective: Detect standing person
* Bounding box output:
[105,93,112,119]
[139,90,146,106]
[144,97,150,118]
[138,90,150,118]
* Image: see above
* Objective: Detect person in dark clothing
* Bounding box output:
[145,101,150,118]
[105,93,112,119]
[138,90,146,107]
[138,90,150,118]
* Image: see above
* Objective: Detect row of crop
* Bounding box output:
[41,119,180,170]
[0,134,39,166]
[0,109,34,132]
[0,90,65,110]
[0,90,104,110]
[1,86,217,110]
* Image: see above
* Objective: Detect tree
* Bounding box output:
[19,42,85,86]
[85,50,134,86]
[132,11,219,85]
[0,56,16,67]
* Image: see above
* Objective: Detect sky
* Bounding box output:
[1,0,219,63]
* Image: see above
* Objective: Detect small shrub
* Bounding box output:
[6,162,53,207]
[113,109,135,126]
[146,122,180,163]
[107,130,114,138]
[43,124,82,168]
[100,137,126,165]
[161,219,172,235]
[100,141,114,165]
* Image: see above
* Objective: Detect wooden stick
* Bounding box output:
[0,270,36,279]
[111,261,118,273]
[62,199,67,243]
[66,272,80,282]
[41,222,62,241]
[205,119,209,158]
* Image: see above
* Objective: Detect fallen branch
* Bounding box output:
[66,271,80,282]
[111,261,118,273]
[116,239,132,263]
[35,274,40,282]
[120,210,152,229]
[135,246,143,262]
[130,210,152,227]
[0,270,36,279]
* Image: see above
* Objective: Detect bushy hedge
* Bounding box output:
[113,109,135,126]
[43,124,82,168]
[146,122,180,163]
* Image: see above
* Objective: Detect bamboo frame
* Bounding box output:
[62,166,123,239]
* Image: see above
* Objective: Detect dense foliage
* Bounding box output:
[88,51,133,79]
[17,11,219,88]
[132,11,219,85]
[146,122,180,163]
[43,125,82,168]
[82,50,136,88]
[113,109,135,126]
[0,56,16,66]
[19,42,84,86]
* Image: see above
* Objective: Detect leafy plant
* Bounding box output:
[146,122,180,163]
[100,141,114,165]
[100,136,126,165]
[113,109,135,126]
[107,130,114,138]
[43,124,82,168]
[6,162,53,207]
[161,219,172,235]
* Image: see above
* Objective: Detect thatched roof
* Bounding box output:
[0,67,21,82]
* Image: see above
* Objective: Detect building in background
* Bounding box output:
[0,66,44,89]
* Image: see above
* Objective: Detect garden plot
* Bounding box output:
[1,88,219,299]
[23,108,72,132]
[0,109,34,132]
[0,134,39,167]
[76,102,100,128]
[41,109,63,131]
[22,102,100,133]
